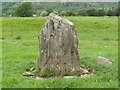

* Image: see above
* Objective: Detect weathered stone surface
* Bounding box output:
[97,56,112,64]
[36,13,80,76]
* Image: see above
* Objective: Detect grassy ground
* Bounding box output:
[2,16,118,88]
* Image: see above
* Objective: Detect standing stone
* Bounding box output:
[36,13,80,76]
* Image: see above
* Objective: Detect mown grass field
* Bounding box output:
[2,16,118,88]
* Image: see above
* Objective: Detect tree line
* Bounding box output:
[40,8,119,17]
[2,2,119,17]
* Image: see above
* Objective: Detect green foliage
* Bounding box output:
[45,8,53,14]
[107,10,114,16]
[87,8,99,16]
[77,9,88,16]
[40,11,48,17]
[59,11,67,16]
[59,10,76,16]
[2,2,17,17]
[107,8,119,16]
[15,2,34,17]
[53,11,59,15]
[98,9,106,16]
[65,10,76,16]
[114,8,119,16]
[87,68,92,72]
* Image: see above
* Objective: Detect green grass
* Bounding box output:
[34,70,55,77]
[2,16,118,88]
[63,71,83,76]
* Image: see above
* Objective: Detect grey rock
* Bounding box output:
[36,13,80,76]
[97,56,112,64]
[64,76,78,78]
[80,73,94,78]
[35,76,44,80]
[23,71,34,76]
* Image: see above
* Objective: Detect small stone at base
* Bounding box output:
[63,76,78,78]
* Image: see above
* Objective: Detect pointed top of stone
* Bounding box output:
[48,13,74,26]
[49,13,57,17]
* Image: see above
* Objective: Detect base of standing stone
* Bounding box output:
[23,65,94,79]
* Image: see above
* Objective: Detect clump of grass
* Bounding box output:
[103,37,109,41]
[105,26,109,28]
[25,68,30,71]
[94,22,98,24]
[115,38,118,41]
[0,37,5,40]
[88,68,93,72]
[63,70,83,76]
[63,72,74,76]
[34,69,55,77]
[25,62,36,71]
[40,70,55,77]
[15,35,21,40]
[34,70,41,76]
